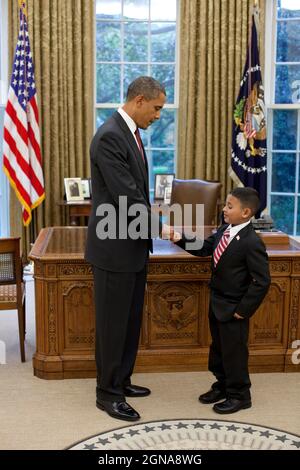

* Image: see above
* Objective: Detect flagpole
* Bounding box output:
[229,0,267,214]
[3,0,45,227]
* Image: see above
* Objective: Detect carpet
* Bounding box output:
[68,419,300,450]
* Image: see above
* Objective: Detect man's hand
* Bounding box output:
[161,224,181,242]
[233,313,244,320]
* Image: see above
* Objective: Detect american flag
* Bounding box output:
[229,10,267,216]
[3,0,45,226]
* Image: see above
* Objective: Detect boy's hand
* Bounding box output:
[161,224,181,242]
[234,313,244,320]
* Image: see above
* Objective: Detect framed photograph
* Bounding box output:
[64,178,84,202]
[154,173,175,200]
[81,178,91,199]
[164,186,172,204]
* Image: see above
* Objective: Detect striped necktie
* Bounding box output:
[213,228,230,267]
[134,128,145,164]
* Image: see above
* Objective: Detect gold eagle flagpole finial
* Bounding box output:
[253,0,260,35]
[18,0,27,16]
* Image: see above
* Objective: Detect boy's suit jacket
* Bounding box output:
[177,224,271,322]
[85,111,159,273]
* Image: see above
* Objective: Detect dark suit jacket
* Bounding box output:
[85,111,159,272]
[177,224,271,322]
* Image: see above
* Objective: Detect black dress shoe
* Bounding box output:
[213,398,252,414]
[123,384,151,397]
[96,399,140,421]
[199,389,226,404]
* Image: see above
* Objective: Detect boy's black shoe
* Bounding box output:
[199,389,226,404]
[213,398,252,414]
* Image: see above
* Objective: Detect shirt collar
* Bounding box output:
[227,220,251,239]
[118,107,137,135]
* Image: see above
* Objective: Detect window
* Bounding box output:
[0,0,9,237]
[95,0,178,198]
[266,0,300,234]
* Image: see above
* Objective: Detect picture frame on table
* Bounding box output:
[64,177,84,202]
[164,186,172,204]
[81,178,91,199]
[154,173,175,200]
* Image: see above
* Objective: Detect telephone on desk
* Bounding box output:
[251,214,274,231]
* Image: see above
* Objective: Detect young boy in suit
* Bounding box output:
[176,187,271,414]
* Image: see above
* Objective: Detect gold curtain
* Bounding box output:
[8,0,94,256]
[178,0,265,202]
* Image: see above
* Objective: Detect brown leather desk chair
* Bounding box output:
[0,238,25,362]
[170,178,222,226]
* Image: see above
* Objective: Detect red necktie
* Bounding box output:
[213,228,230,267]
[134,128,145,164]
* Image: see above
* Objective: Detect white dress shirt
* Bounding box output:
[226,220,251,245]
[117,107,140,149]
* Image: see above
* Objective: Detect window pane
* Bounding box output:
[96,22,121,62]
[151,23,176,63]
[273,110,297,150]
[124,0,149,20]
[151,0,177,21]
[96,0,122,20]
[277,21,300,62]
[96,64,121,103]
[271,195,295,234]
[0,105,10,237]
[277,0,300,19]
[152,150,175,175]
[150,109,175,148]
[297,197,300,235]
[95,108,116,129]
[272,152,296,192]
[124,22,148,62]
[123,64,148,101]
[275,64,300,103]
[95,0,178,198]
[151,64,175,103]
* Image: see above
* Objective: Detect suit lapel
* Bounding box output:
[213,224,252,270]
[140,139,150,195]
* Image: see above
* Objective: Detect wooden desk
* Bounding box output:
[29,227,300,379]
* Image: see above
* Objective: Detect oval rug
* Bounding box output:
[68,419,300,450]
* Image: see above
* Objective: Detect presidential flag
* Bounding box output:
[229,12,267,215]
[3,0,45,226]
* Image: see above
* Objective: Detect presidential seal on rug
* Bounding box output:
[68,419,300,450]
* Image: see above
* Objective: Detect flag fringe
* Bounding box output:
[3,165,45,227]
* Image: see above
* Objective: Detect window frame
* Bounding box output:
[0,0,9,238]
[265,0,300,235]
[0,0,8,103]
[94,0,180,197]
